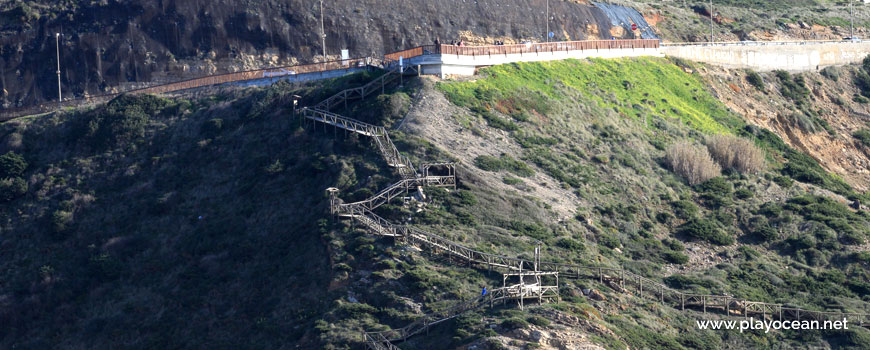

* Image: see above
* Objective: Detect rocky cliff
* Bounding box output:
[0,0,653,107]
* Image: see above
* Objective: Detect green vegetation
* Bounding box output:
[0,76,422,349]
[746,70,765,91]
[0,151,27,177]
[6,53,870,349]
[438,58,742,134]
[775,70,810,106]
[855,128,870,148]
[474,154,535,177]
[678,217,734,245]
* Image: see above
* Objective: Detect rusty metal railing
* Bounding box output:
[381,39,660,61]
[1,57,373,122]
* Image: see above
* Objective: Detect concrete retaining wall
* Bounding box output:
[413,47,662,77]
[662,42,870,72]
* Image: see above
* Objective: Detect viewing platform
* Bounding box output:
[385,39,662,78]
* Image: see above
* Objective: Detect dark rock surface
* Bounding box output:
[0,0,643,107]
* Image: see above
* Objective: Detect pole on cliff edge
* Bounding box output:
[546,0,550,42]
[320,0,327,59]
[710,0,714,43]
[55,33,62,109]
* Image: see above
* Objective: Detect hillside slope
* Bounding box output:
[2,0,869,107]
[2,58,870,349]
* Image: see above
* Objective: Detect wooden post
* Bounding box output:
[725,298,729,315]
[598,268,603,283]
[639,278,643,299]
[681,294,685,311]
[703,296,706,314]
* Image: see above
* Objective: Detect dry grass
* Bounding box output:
[666,142,721,185]
[706,134,765,174]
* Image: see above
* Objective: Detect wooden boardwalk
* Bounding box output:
[301,66,870,350]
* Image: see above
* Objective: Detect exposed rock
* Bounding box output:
[588,289,607,301]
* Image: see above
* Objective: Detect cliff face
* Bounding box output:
[0,0,642,107]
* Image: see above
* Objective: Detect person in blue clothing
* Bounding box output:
[482,287,487,296]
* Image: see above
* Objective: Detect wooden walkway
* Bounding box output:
[301,68,870,350]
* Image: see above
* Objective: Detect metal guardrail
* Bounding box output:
[1,57,373,122]
[381,40,660,62]
[661,39,865,47]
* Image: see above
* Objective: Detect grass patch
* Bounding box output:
[437,57,743,134]
[474,154,535,177]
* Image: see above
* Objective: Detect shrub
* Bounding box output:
[854,129,870,148]
[671,200,699,220]
[664,250,689,264]
[695,177,731,196]
[678,218,734,245]
[820,66,840,82]
[510,221,551,240]
[773,175,794,188]
[746,70,765,90]
[705,134,765,174]
[655,212,674,224]
[376,92,411,122]
[734,188,753,200]
[82,94,166,148]
[474,154,534,177]
[775,70,810,106]
[856,71,870,98]
[666,142,721,185]
[526,315,550,327]
[201,118,223,137]
[749,216,777,241]
[500,317,529,330]
[557,238,585,251]
[0,177,27,202]
[664,274,717,290]
[0,151,27,178]
[51,209,74,233]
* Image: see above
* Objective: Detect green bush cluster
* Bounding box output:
[74,94,168,149]
[854,129,870,148]
[775,70,810,106]
[474,154,534,177]
[0,151,28,202]
[670,200,699,220]
[745,70,765,91]
[855,56,870,98]
[695,177,732,209]
[678,218,734,245]
[820,66,840,82]
[783,195,868,244]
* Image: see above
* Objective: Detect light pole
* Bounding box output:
[850,0,854,39]
[709,0,714,43]
[55,33,62,108]
[320,0,326,59]
[545,0,550,42]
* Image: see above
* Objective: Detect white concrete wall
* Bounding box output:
[662,42,870,72]
[411,47,662,77]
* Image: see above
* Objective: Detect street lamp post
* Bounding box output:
[320,0,326,59]
[55,33,62,109]
[850,0,854,39]
[710,0,714,43]
[546,0,550,42]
